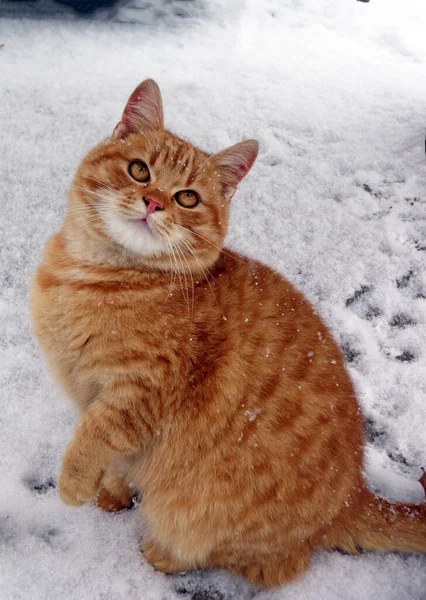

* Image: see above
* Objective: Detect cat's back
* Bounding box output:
[211,249,346,387]
[212,250,362,450]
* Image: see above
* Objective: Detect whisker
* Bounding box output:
[175,224,243,263]
[69,204,110,226]
[174,241,195,317]
[70,214,104,226]
[171,239,190,314]
[82,176,119,194]
[72,184,120,204]
[66,203,111,215]
[178,237,218,305]
[169,240,187,309]
[168,242,179,292]
[163,236,179,301]
[157,225,185,306]
[179,237,218,283]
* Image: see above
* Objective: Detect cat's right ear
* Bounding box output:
[112,79,164,139]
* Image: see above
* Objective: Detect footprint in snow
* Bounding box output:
[23,475,56,495]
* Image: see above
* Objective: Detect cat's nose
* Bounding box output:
[143,195,163,215]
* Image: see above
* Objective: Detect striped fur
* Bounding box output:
[30,81,426,588]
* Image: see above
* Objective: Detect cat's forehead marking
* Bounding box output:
[147,134,207,188]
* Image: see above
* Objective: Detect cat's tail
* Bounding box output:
[318,487,426,554]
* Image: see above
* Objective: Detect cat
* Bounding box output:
[30,79,426,588]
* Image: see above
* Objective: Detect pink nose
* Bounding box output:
[143,196,163,215]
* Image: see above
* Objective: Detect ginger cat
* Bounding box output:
[30,79,426,588]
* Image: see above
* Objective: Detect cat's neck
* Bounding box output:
[61,213,222,282]
[42,228,175,294]
[62,217,170,273]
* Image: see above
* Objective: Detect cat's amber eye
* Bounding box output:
[174,190,200,209]
[128,161,150,183]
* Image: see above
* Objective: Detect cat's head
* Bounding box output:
[68,79,258,272]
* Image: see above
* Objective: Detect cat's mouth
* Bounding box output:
[128,217,152,233]
[103,207,169,256]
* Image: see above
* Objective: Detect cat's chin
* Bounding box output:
[103,213,168,258]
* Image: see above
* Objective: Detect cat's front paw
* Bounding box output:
[58,451,103,507]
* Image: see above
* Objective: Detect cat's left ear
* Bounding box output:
[113,79,164,139]
[210,139,259,201]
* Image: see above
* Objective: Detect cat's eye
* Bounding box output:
[174,190,200,209]
[128,161,150,183]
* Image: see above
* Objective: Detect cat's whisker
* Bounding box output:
[154,226,181,294]
[175,224,244,263]
[83,176,118,194]
[159,231,175,281]
[170,239,191,315]
[70,205,111,227]
[178,238,218,305]
[158,227,186,307]
[164,240,176,296]
[70,204,109,216]
[67,203,112,215]
[173,241,195,317]
[174,242,192,315]
[179,237,218,286]
[72,185,119,204]
[160,227,194,305]
[169,240,187,310]
[163,236,179,301]
[70,212,104,225]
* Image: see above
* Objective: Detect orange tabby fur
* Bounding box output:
[30,80,426,588]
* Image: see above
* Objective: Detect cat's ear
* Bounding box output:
[211,139,259,201]
[113,79,164,139]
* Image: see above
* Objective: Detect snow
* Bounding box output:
[1,0,426,598]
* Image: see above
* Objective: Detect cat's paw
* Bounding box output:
[96,486,135,512]
[140,539,186,574]
[58,452,102,507]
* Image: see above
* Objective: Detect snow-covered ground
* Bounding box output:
[1,1,426,598]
